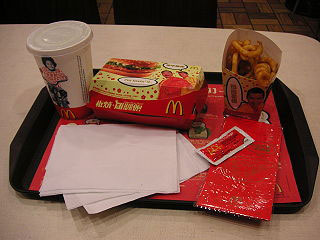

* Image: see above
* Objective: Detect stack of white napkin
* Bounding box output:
[40,124,209,214]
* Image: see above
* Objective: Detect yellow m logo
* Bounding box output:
[166,100,183,116]
[60,109,76,120]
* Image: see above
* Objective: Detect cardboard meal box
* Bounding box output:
[222,29,282,120]
[88,58,208,129]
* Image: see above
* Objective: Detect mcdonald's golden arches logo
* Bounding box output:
[60,109,76,119]
[166,100,183,116]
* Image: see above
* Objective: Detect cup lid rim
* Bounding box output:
[26,21,93,56]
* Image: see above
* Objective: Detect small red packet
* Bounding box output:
[195,116,282,221]
[196,126,254,165]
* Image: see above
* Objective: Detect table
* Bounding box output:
[0,24,319,240]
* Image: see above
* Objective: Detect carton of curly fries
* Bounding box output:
[222,29,282,120]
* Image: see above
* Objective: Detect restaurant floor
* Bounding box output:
[97,0,319,41]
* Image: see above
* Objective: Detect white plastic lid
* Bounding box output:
[26,21,93,56]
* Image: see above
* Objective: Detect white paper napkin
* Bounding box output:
[84,192,154,214]
[63,133,210,213]
[40,124,179,196]
[176,133,210,182]
[63,192,136,210]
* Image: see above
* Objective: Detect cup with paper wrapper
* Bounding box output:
[222,29,282,120]
[88,58,208,129]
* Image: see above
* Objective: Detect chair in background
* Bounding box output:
[285,0,320,18]
[0,0,101,24]
[113,0,217,28]
[286,0,320,40]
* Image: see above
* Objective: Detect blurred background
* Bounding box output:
[99,0,319,40]
[1,0,319,40]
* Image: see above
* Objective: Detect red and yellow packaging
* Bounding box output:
[196,126,254,165]
[88,58,208,129]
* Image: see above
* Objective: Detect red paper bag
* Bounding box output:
[195,116,282,220]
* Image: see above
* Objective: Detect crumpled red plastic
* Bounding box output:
[195,116,282,220]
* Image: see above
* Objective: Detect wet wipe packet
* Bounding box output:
[196,126,254,165]
[195,116,282,220]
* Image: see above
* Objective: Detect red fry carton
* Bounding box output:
[88,58,208,129]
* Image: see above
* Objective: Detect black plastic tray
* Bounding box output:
[10,72,319,214]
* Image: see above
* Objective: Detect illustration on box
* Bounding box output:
[88,58,208,129]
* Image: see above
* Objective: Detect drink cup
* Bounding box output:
[27,21,93,119]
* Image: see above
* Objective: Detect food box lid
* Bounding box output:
[90,58,204,101]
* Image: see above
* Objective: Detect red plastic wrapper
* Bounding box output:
[195,116,282,220]
[196,126,254,165]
